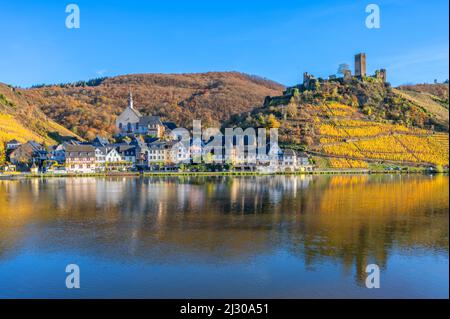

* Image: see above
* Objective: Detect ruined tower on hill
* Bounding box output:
[355,53,366,77]
[375,69,387,83]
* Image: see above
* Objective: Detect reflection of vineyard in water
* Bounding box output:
[0,175,448,284]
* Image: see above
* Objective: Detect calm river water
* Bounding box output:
[0,174,448,298]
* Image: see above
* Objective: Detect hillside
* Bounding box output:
[0,83,80,145]
[397,83,449,103]
[21,72,284,139]
[0,83,81,164]
[393,85,449,128]
[229,78,449,169]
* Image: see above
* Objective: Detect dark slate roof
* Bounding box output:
[163,122,177,130]
[92,136,109,146]
[165,140,188,148]
[94,146,115,154]
[144,136,159,144]
[10,142,42,158]
[148,140,169,150]
[117,145,136,153]
[111,142,130,148]
[27,141,44,152]
[283,149,296,156]
[204,135,257,147]
[66,145,96,158]
[139,116,163,126]
[6,139,20,144]
[130,137,147,149]
[64,140,80,146]
[66,144,96,153]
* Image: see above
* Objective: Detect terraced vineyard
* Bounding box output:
[328,158,369,169]
[0,114,60,145]
[314,103,449,167]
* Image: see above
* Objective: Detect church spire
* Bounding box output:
[128,90,134,109]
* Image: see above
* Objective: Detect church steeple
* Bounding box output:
[128,90,134,109]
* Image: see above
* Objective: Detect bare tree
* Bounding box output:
[337,63,350,76]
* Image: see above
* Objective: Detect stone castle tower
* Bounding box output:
[375,69,387,83]
[355,53,366,77]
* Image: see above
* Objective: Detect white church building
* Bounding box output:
[115,92,166,138]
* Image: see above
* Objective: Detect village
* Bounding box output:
[1,92,314,175]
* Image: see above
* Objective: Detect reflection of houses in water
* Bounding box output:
[142,178,206,214]
[224,175,314,214]
[95,178,129,206]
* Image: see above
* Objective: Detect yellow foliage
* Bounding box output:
[329,158,368,169]
[316,105,449,167]
[319,124,348,137]
[0,114,46,145]
[323,142,364,158]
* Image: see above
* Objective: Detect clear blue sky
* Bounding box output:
[0,0,448,87]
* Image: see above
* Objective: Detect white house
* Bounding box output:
[117,145,137,164]
[282,149,297,166]
[168,140,190,164]
[281,149,298,172]
[147,140,169,166]
[95,147,107,167]
[65,145,96,174]
[105,148,122,163]
[95,146,124,171]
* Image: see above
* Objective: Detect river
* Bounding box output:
[0,174,448,298]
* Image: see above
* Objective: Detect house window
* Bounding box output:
[127,123,131,131]
[119,123,123,129]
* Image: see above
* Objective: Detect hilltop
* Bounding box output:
[20,72,284,139]
[228,76,449,169]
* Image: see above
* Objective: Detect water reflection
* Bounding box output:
[0,174,448,293]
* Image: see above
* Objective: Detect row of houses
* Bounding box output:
[2,92,313,174]
[3,135,312,174]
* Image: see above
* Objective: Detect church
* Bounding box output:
[115,92,167,138]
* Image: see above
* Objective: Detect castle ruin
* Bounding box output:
[301,53,387,89]
[354,53,366,77]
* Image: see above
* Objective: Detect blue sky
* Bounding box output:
[0,0,448,87]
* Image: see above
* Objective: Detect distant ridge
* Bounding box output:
[19,72,284,139]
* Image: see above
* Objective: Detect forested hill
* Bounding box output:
[20,72,284,139]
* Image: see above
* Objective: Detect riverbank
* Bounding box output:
[0,167,446,180]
